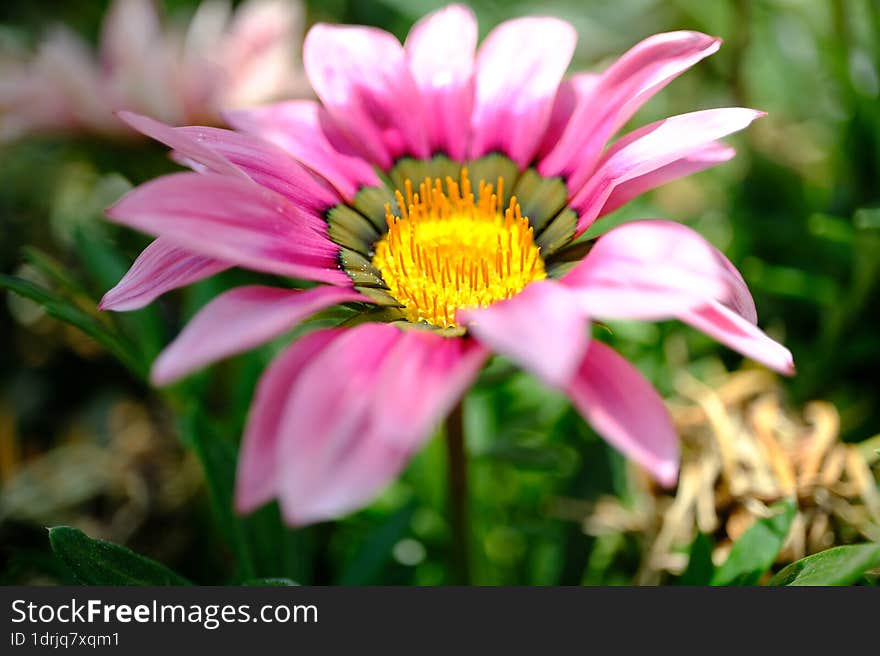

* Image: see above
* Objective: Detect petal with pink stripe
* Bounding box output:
[304,24,429,169]
[118,111,340,214]
[563,220,792,373]
[458,280,589,388]
[537,73,599,159]
[714,248,758,325]
[469,17,577,168]
[370,330,488,447]
[224,101,380,201]
[100,237,229,312]
[248,324,486,525]
[597,142,735,218]
[570,108,765,232]
[106,172,349,285]
[539,31,721,185]
[681,302,794,375]
[567,341,679,486]
[236,329,342,513]
[562,220,731,320]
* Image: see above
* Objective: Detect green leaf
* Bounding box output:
[769,543,880,586]
[73,228,164,359]
[677,533,716,586]
[48,526,191,586]
[22,246,92,300]
[242,578,299,586]
[178,409,256,581]
[478,439,577,473]
[177,405,315,584]
[711,498,797,586]
[337,502,416,585]
[0,274,147,377]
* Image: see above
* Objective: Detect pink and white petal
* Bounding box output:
[714,249,758,324]
[174,126,340,212]
[168,150,210,173]
[537,73,599,159]
[570,108,765,232]
[597,142,735,218]
[681,301,794,375]
[106,172,349,285]
[370,331,488,447]
[539,31,721,183]
[567,341,679,486]
[274,324,486,525]
[458,280,588,388]
[119,111,340,213]
[225,100,381,200]
[151,285,367,385]
[118,111,246,179]
[235,329,342,513]
[100,0,162,72]
[562,220,731,321]
[99,237,229,311]
[275,324,403,525]
[469,17,577,168]
[99,0,183,123]
[304,24,429,169]
[404,4,477,161]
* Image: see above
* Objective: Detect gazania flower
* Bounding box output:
[101,5,794,525]
[0,0,306,140]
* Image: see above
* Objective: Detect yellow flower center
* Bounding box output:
[372,170,546,328]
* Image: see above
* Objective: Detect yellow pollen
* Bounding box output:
[372,169,546,328]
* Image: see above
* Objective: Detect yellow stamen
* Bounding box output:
[372,169,546,328]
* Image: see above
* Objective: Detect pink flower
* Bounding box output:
[0,0,307,140]
[101,5,794,526]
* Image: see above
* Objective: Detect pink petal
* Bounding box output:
[567,341,679,486]
[469,16,577,167]
[563,221,791,373]
[118,111,341,213]
[225,100,381,200]
[370,330,488,447]
[681,301,794,375]
[215,0,303,109]
[106,172,349,285]
[275,324,401,525]
[539,31,721,184]
[168,150,210,173]
[598,142,735,218]
[714,249,758,325]
[175,126,340,213]
[404,4,477,161]
[458,280,589,388]
[236,329,342,513]
[269,324,486,525]
[571,108,765,232]
[100,0,161,72]
[118,111,246,178]
[537,73,599,159]
[562,220,731,320]
[303,24,429,169]
[99,0,184,124]
[151,285,367,385]
[99,237,229,311]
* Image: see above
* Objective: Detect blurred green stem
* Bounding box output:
[445,401,470,585]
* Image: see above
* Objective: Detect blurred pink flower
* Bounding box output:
[101,5,794,525]
[0,0,308,140]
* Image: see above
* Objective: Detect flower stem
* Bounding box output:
[445,400,471,585]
